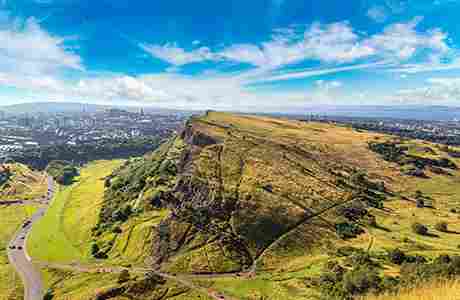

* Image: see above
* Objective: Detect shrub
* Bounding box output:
[112,226,123,234]
[435,221,448,232]
[388,248,406,265]
[435,254,451,264]
[335,222,364,240]
[342,265,382,295]
[336,246,360,257]
[416,198,425,208]
[347,251,374,267]
[91,243,100,256]
[412,222,428,235]
[117,269,130,284]
[400,254,460,286]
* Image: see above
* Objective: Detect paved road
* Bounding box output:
[7,176,54,300]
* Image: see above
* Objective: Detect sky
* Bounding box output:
[1,0,460,111]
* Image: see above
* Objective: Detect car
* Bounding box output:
[9,246,16,250]
[17,246,23,250]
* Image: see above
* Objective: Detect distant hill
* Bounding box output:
[0,102,110,114]
[0,102,193,115]
[293,105,460,121]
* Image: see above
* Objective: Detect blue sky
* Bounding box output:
[1,0,460,110]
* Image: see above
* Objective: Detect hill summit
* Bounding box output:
[95,112,399,272]
[36,112,460,299]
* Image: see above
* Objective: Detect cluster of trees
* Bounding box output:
[368,141,405,163]
[10,137,161,170]
[45,161,79,185]
[319,247,460,300]
[368,141,457,178]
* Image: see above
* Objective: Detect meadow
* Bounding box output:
[27,160,124,263]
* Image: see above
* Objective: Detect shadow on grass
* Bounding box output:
[445,230,460,235]
[373,224,391,232]
[422,232,440,238]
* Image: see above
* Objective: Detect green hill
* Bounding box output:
[38,112,460,300]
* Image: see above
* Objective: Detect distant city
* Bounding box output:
[0,105,191,162]
[302,114,460,145]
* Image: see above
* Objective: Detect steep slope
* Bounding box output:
[94,112,397,274]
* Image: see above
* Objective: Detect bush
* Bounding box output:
[435,221,448,232]
[335,222,364,240]
[347,251,375,267]
[112,226,123,234]
[117,269,130,284]
[412,222,428,235]
[342,265,382,296]
[416,198,425,208]
[91,243,100,256]
[388,248,406,265]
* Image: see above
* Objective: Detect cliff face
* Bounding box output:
[95,112,397,274]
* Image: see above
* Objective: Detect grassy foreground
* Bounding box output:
[362,280,460,300]
[27,160,124,263]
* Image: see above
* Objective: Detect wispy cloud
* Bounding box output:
[142,18,450,73]
[0,9,456,110]
[367,5,388,23]
[393,77,460,104]
[0,17,83,76]
[139,43,217,66]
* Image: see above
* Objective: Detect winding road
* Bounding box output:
[6,176,54,300]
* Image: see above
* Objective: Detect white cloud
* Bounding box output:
[0,13,456,110]
[254,61,389,83]
[0,17,82,75]
[142,18,450,72]
[363,17,449,61]
[315,80,343,89]
[393,77,460,104]
[367,5,388,23]
[139,43,217,66]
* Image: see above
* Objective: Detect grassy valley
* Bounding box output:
[25,112,460,300]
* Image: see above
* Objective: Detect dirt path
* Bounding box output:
[38,262,240,300]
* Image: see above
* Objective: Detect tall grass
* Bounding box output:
[362,280,460,300]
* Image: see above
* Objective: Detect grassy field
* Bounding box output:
[362,280,460,300]
[27,160,124,263]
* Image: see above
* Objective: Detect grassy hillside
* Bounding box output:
[33,112,460,299]
[0,163,47,201]
[0,163,44,300]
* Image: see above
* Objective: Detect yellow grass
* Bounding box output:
[362,280,460,300]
